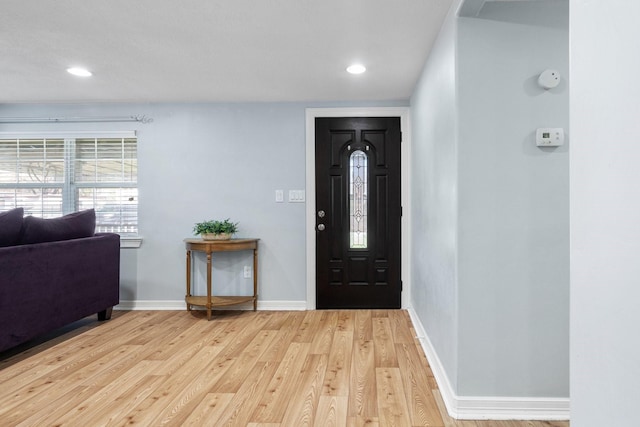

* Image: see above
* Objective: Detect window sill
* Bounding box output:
[121,236,143,249]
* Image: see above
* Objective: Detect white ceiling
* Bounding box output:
[0,0,453,104]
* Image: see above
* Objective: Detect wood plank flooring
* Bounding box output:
[0,310,569,427]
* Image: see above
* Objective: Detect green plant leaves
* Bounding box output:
[193,218,238,235]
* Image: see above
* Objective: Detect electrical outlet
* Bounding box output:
[243,265,251,278]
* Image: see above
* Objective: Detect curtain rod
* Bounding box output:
[0,115,153,124]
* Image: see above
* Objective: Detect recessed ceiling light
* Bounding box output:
[346,64,366,75]
[67,67,92,77]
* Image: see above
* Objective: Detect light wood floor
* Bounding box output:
[0,310,569,427]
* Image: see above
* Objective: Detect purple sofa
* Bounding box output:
[0,208,120,353]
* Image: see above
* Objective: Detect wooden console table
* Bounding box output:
[184,238,259,320]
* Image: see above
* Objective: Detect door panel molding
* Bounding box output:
[305,107,411,310]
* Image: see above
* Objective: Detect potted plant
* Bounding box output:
[193,218,238,240]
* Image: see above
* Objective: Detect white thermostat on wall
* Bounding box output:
[536,128,564,147]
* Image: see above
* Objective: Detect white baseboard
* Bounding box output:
[406,307,570,421]
[406,307,459,417]
[115,300,185,310]
[257,300,307,311]
[115,300,307,311]
[453,396,570,421]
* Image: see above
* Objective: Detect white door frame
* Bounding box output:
[305,107,412,309]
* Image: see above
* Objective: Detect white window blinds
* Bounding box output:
[0,134,138,235]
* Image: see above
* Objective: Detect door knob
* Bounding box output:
[318,210,325,218]
[317,224,325,231]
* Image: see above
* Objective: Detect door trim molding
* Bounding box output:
[305,107,411,310]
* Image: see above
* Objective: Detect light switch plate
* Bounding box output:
[289,190,305,203]
[275,190,284,203]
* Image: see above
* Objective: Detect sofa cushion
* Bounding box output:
[0,207,24,247]
[20,209,96,245]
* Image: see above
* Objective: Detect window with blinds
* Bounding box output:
[0,135,138,235]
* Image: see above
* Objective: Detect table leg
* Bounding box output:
[206,252,212,321]
[253,247,258,311]
[186,249,191,311]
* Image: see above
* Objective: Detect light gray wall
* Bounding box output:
[410,0,569,399]
[457,2,569,397]
[135,103,308,303]
[410,0,461,393]
[570,1,640,425]
[0,101,405,305]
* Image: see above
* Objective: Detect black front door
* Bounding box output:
[315,117,401,309]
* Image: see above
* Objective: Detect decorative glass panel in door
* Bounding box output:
[349,150,368,249]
